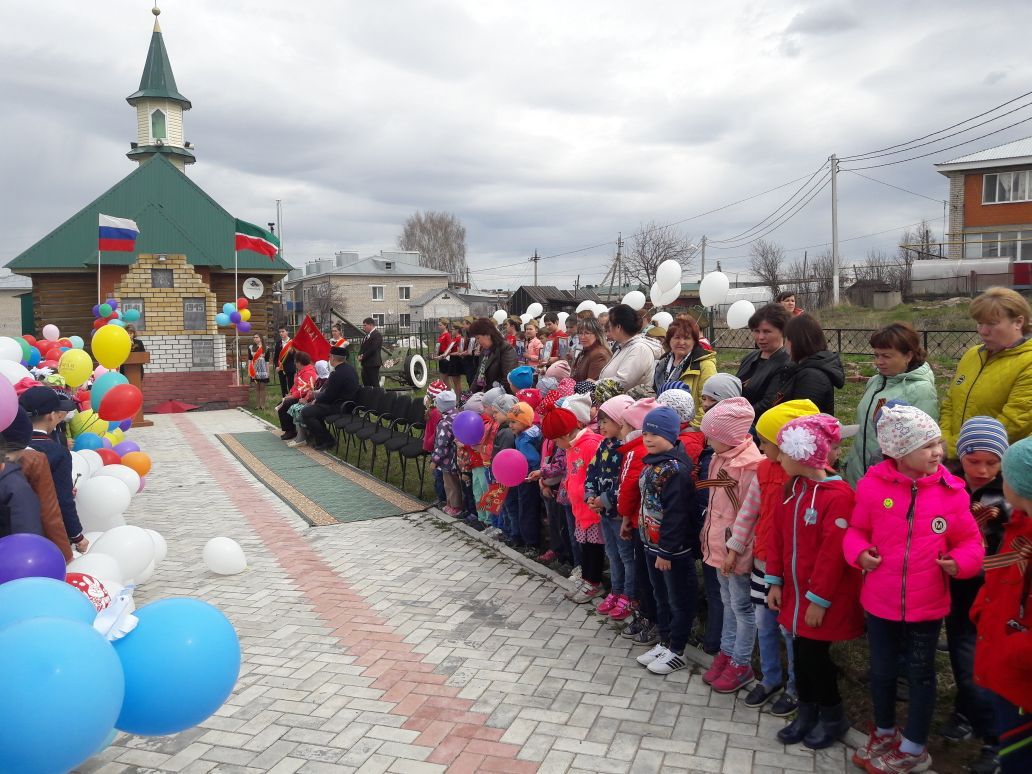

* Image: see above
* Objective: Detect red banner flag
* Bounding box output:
[290,315,330,363]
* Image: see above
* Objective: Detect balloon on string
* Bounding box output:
[453,410,485,445]
[91,525,155,582]
[525,302,543,318]
[107,319,127,328]
[67,552,124,586]
[77,449,105,477]
[75,476,131,532]
[0,577,98,630]
[239,308,251,322]
[73,432,105,452]
[95,448,121,466]
[519,313,532,325]
[656,259,683,292]
[492,309,507,324]
[621,291,646,310]
[145,529,167,564]
[229,311,242,324]
[122,309,140,323]
[119,418,133,432]
[699,271,731,307]
[222,302,236,316]
[106,299,119,311]
[236,321,252,333]
[91,325,132,369]
[120,451,152,478]
[42,324,60,341]
[203,537,247,575]
[0,359,32,385]
[98,383,143,421]
[58,349,93,387]
[65,573,112,612]
[113,440,140,456]
[725,300,756,330]
[94,464,142,499]
[236,297,249,310]
[656,282,681,306]
[651,311,673,329]
[26,348,41,367]
[69,409,105,438]
[215,313,230,327]
[492,448,529,487]
[0,336,23,362]
[98,303,113,318]
[0,533,67,583]
[0,377,17,432]
[575,300,594,314]
[69,335,85,349]
[71,449,92,485]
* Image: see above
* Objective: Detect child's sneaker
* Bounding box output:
[569,566,582,581]
[621,613,646,639]
[569,582,602,605]
[647,648,688,675]
[596,594,619,615]
[632,622,660,647]
[852,728,901,769]
[702,651,730,685]
[769,691,799,717]
[636,643,668,666]
[743,682,783,709]
[711,661,754,693]
[608,596,635,621]
[537,550,558,563]
[865,746,931,773]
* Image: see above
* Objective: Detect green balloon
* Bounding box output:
[98,303,113,317]
[16,337,30,362]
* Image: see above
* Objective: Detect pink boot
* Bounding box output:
[702,651,730,685]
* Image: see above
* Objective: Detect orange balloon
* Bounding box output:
[120,451,152,478]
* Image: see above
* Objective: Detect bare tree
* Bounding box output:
[303,281,348,332]
[748,239,786,296]
[893,221,935,297]
[623,221,698,289]
[851,249,891,284]
[398,210,467,283]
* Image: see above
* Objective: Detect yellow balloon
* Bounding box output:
[240,308,251,322]
[69,409,105,438]
[58,349,93,387]
[103,432,121,444]
[91,325,132,369]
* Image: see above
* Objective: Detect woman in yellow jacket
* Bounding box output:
[940,287,1032,458]
[651,316,717,425]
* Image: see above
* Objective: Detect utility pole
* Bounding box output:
[830,154,840,305]
[574,274,580,297]
[530,249,540,285]
[607,233,623,304]
[699,235,707,279]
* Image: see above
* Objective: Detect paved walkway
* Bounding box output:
[79,410,856,774]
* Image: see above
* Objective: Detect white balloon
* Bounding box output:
[492,309,507,324]
[726,299,757,330]
[145,529,167,564]
[575,300,594,313]
[556,312,569,323]
[67,552,124,586]
[699,271,731,307]
[525,302,543,318]
[656,260,683,293]
[71,451,92,487]
[0,360,31,386]
[519,313,532,325]
[649,282,663,306]
[621,290,646,310]
[594,303,609,317]
[0,337,23,363]
[83,531,104,545]
[77,449,104,477]
[42,324,60,342]
[94,464,142,498]
[91,525,155,582]
[203,537,247,575]
[651,311,674,329]
[75,476,132,532]
[131,559,155,585]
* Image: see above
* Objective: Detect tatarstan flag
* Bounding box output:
[234,219,280,260]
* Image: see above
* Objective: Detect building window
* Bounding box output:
[372,313,386,326]
[122,298,145,331]
[983,171,1032,204]
[964,231,1026,260]
[191,339,214,368]
[398,313,411,329]
[151,109,166,140]
[398,285,412,300]
[371,285,384,301]
[183,298,206,330]
[151,268,174,288]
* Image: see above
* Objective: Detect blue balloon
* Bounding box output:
[70,335,85,349]
[222,303,236,316]
[215,313,231,327]
[114,598,240,736]
[107,319,126,328]
[122,309,140,323]
[0,577,97,630]
[27,348,41,367]
[73,432,104,451]
[91,371,129,412]
[0,617,124,774]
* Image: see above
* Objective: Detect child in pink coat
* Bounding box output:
[844,404,985,774]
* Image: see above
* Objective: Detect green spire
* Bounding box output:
[126,5,191,109]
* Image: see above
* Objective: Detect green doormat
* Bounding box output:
[219,431,423,525]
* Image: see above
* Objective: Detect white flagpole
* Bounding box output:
[97,248,102,305]
[234,248,241,386]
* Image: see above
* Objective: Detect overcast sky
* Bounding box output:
[3,0,1032,290]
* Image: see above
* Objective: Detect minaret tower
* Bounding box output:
[126,3,195,171]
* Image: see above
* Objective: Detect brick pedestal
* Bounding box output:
[142,369,250,412]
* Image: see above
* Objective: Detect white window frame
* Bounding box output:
[370,285,384,301]
[150,108,166,141]
[398,285,412,300]
[983,170,1032,204]
[964,230,1028,261]
[371,313,386,326]
[398,313,411,329]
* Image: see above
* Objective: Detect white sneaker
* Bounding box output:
[636,643,668,666]
[569,566,583,581]
[286,439,307,447]
[647,648,688,675]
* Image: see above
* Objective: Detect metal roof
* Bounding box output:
[936,136,1032,172]
[6,154,291,273]
[126,21,191,108]
[0,270,31,290]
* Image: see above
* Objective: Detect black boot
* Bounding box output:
[777,702,819,745]
[803,703,849,749]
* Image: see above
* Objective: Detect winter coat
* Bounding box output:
[598,334,660,390]
[844,362,940,485]
[18,448,71,561]
[422,407,441,454]
[699,437,763,573]
[538,438,568,504]
[0,462,43,540]
[571,344,611,382]
[844,460,985,622]
[771,351,845,414]
[678,429,705,474]
[430,409,459,473]
[476,342,518,392]
[584,437,623,519]
[940,337,1032,457]
[524,337,543,366]
[638,441,698,559]
[28,431,82,541]
[514,425,542,470]
[566,429,603,530]
[617,433,646,527]
[652,346,717,424]
[753,458,788,562]
[737,347,791,418]
[765,476,863,641]
[970,509,1032,710]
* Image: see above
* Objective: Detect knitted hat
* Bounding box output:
[463,392,485,414]
[658,380,687,395]
[434,390,457,413]
[642,406,681,445]
[493,394,518,416]
[1,407,33,447]
[622,397,658,431]
[539,378,575,414]
[957,416,1009,460]
[598,395,634,427]
[537,376,558,397]
[542,407,579,440]
[626,383,656,400]
[507,365,536,391]
[516,388,541,409]
[657,388,696,425]
[574,380,595,395]
[560,393,591,425]
[507,402,535,427]
[701,373,743,402]
[482,386,506,409]
[876,404,942,459]
[699,396,754,447]
[544,360,571,379]
[592,378,623,406]
[778,414,842,469]
[426,379,448,400]
[755,399,821,444]
[1002,437,1032,500]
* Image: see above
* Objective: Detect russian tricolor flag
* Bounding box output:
[98,214,140,252]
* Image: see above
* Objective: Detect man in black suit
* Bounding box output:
[271,326,295,396]
[357,317,383,387]
[300,346,360,451]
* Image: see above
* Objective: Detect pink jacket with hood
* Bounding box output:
[566,429,603,530]
[843,459,984,622]
[700,437,763,573]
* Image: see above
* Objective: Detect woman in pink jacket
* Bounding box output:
[844,404,985,774]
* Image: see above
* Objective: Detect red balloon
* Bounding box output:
[57,338,73,349]
[22,335,37,347]
[65,572,112,611]
[95,448,121,466]
[92,318,106,330]
[98,383,143,421]
[45,347,62,361]
[236,297,249,310]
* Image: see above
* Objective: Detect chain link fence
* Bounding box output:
[710,326,980,359]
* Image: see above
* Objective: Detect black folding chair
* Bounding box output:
[369,395,412,472]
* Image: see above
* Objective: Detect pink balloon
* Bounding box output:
[0,376,17,432]
[137,476,146,493]
[93,365,109,379]
[491,448,529,487]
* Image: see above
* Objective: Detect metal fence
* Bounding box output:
[710,327,980,360]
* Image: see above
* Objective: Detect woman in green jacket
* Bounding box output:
[844,323,940,486]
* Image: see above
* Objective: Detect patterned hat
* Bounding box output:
[657,388,696,425]
[591,378,623,407]
[537,376,558,397]
[544,360,572,379]
[658,380,687,395]
[539,378,575,413]
[626,383,656,401]
[778,413,842,469]
[957,416,1009,460]
[516,388,541,409]
[574,380,595,395]
[493,394,518,416]
[700,396,754,447]
[560,393,591,425]
[507,402,535,427]
[876,404,941,459]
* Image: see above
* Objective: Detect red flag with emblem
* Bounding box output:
[290,315,330,363]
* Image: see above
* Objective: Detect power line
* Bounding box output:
[709,177,832,250]
[844,170,946,204]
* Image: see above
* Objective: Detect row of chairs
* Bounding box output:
[325,386,430,497]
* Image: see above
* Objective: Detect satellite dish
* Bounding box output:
[242,277,264,300]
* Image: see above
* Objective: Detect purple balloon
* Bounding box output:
[0,534,66,584]
[114,441,141,456]
[229,311,242,324]
[107,299,119,311]
[101,438,113,449]
[236,321,252,333]
[91,304,100,318]
[138,476,146,493]
[452,410,485,446]
[119,418,133,432]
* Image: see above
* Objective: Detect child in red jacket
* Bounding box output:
[766,414,863,750]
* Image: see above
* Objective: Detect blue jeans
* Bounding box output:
[866,614,941,746]
[756,601,796,694]
[717,572,756,666]
[501,487,520,541]
[633,532,656,622]
[514,482,541,547]
[600,516,635,598]
[564,505,582,568]
[701,564,724,653]
[645,550,698,653]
